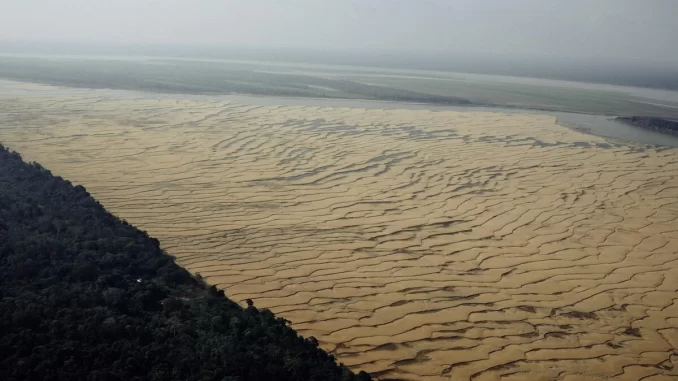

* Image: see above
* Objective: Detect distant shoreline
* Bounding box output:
[0,55,677,120]
[615,116,678,137]
[2,78,678,148]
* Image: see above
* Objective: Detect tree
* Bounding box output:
[0,145,372,381]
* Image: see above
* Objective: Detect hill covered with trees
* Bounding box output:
[0,144,371,381]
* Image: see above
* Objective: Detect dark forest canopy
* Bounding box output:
[0,144,372,381]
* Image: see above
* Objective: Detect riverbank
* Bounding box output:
[2,88,677,380]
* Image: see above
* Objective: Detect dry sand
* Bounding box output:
[1,82,678,381]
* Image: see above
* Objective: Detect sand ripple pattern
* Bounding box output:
[1,86,678,381]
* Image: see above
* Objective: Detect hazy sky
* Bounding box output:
[1,0,676,63]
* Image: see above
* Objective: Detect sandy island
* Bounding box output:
[1,82,677,381]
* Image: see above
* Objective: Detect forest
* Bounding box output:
[0,144,372,381]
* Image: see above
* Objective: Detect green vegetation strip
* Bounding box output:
[0,144,372,381]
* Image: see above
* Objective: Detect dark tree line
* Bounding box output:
[0,144,371,381]
[616,116,678,136]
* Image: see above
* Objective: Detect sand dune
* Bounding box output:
[1,82,678,380]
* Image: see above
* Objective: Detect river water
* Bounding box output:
[197,93,678,148]
[2,79,678,148]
